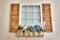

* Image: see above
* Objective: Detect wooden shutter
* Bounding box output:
[42,4,52,32]
[9,4,19,32]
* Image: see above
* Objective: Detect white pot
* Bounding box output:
[16,30,20,37]
[38,32,44,37]
[34,32,38,37]
[24,31,29,37]
[20,30,23,37]
[29,32,33,37]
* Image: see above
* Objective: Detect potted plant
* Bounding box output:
[23,25,31,37]
[33,25,44,37]
[28,26,33,37]
[16,25,23,37]
[33,25,40,37]
[38,28,44,37]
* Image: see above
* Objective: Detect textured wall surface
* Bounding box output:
[0,0,60,40]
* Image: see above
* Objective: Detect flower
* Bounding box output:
[34,25,42,30]
[34,25,42,32]
[23,25,28,30]
[31,26,35,32]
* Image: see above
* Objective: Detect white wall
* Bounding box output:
[0,0,60,40]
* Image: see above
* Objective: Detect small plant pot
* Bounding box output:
[16,30,20,37]
[24,30,29,37]
[28,32,33,37]
[19,30,24,37]
[34,31,38,37]
[38,31,44,37]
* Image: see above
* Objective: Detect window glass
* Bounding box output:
[21,5,41,25]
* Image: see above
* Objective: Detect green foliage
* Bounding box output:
[16,25,44,33]
[25,26,32,31]
[39,29,43,32]
[17,25,23,30]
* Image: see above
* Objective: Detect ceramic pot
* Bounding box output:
[29,32,33,37]
[19,30,23,37]
[16,30,20,37]
[24,30,29,37]
[34,31,38,37]
[38,31,44,37]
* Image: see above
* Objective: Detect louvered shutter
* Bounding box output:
[42,4,52,32]
[9,4,19,32]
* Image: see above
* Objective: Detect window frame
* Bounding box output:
[19,3,43,26]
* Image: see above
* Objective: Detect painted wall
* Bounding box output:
[0,0,60,40]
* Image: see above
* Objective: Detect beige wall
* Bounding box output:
[0,0,60,40]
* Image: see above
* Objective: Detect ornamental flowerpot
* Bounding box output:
[34,31,38,37]
[28,32,33,37]
[38,31,44,37]
[24,30,29,37]
[19,30,24,37]
[16,30,20,37]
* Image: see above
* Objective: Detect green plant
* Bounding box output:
[17,25,23,30]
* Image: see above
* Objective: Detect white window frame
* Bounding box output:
[19,3,43,26]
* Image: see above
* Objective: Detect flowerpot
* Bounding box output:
[29,32,33,37]
[19,30,24,37]
[34,31,38,37]
[38,31,44,37]
[24,30,29,37]
[16,30,20,37]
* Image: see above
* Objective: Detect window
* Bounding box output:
[19,4,41,25]
[9,3,52,32]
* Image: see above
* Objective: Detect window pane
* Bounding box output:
[27,12,34,18]
[27,19,34,25]
[34,19,41,25]
[21,18,27,25]
[27,5,34,11]
[35,5,40,11]
[34,12,41,18]
[21,5,27,11]
[21,12,27,18]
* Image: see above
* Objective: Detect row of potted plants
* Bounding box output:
[16,25,44,37]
